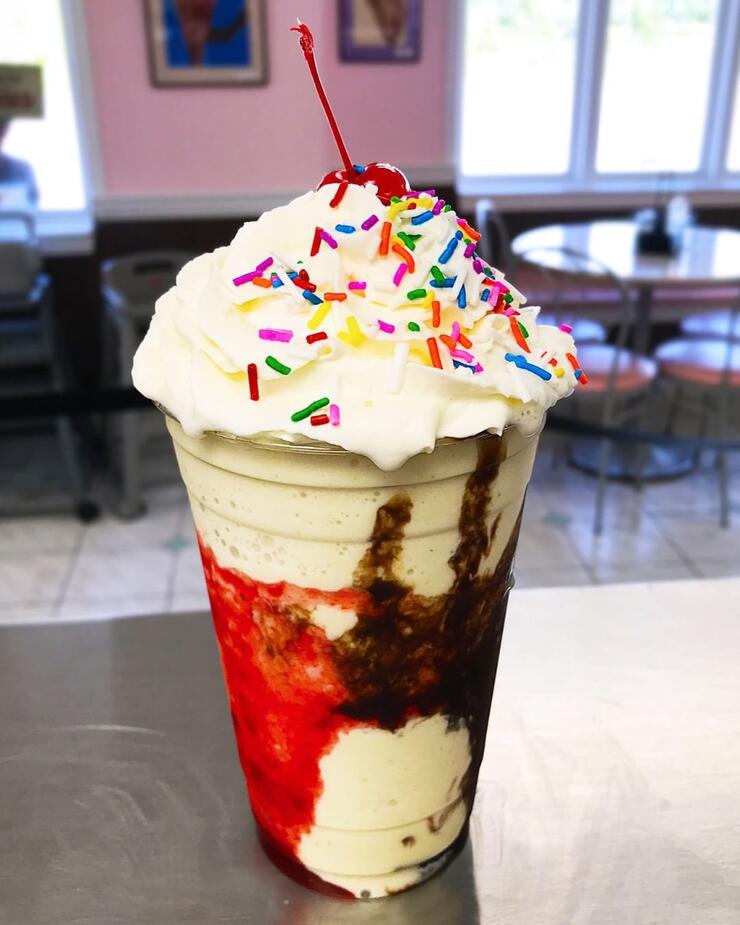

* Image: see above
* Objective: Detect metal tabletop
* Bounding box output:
[2,580,739,924]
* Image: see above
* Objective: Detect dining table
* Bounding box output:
[2,579,739,924]
[511,220,740,353]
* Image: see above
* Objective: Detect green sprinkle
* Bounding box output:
[265,356,291,375]
[518,321,529,338]
[503,293,514,303]
[390,196,402,203]
[397,231,421,251]
[407,288,427,300]
[430,265,445,284]
[443,204,453,212]
[407,321,421,332]
[484,268,494,278]
[291,397,330,422]
[463,237,472,245]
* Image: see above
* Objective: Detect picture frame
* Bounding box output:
[339,0,421,63]
[144,0,267,87]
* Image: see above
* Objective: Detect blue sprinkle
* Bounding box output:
[481,287,491,302]
[271,278,284,288]
[504,352,553,381]
[353,164,366,173]
[575,369,583,380]
[335,224,356,233]
[411,210,435,226]
[430,277,456,288]
[453,359,477,373]
[287,271,298,279]
[438,232,463,265]
[302,290,323,305]
[457,286,467,309]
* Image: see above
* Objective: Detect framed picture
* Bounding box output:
[144,0,267,87]
[339,0,421,63]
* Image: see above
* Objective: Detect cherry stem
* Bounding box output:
[291,21,355,176]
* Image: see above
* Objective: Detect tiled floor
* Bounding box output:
[0,431,738,623]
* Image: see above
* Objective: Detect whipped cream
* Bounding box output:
[133,182,581,469]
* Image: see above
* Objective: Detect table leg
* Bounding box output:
[634,285,653,354]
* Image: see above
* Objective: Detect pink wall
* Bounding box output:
[84,0,452,197]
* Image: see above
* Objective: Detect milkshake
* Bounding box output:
[133,169,582,897]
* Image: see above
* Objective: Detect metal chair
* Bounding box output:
[101,250,194,518]
[0,210,95,519]
[515,245,658,534]
[476,200,607,344]
[654,296,740,527]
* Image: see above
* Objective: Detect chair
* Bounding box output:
[515,245,658,534]
[679,307,740,340]
[653,297,740,527]
[476,200,607,344]
[0,210,96,520]
[101,250,194,518]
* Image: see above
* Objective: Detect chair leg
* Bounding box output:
[119,411,144,519]
[55,416,85,503]
[718,450,730,528]
[594,438,611,536]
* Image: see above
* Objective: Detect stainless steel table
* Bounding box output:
[2,580,740,924]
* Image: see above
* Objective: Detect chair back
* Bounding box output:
[475,199,513,275]
[514,245,639,422]
[0,210,42,299]
[102,251,194,319]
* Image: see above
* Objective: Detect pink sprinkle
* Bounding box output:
[464,243,476,258]
[421,189,437,196]
[348,281,367,290]
[474,363,484,373]
[451,321,461,341]
[361,214,379,230]
[504,307,518,317]
[472,259,484,274]
[233,270,260,286]
[392,263,408,287]
[378,319,396,333]
[404,190,420,198]
[320,230,338,249]
[559,323,573,333]
[329,403,340,426]
[432,199,445,215]
[255,257,273,273]
[450,348,475,363]
[259,328,293,343]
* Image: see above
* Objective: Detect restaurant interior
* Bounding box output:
[1,1,739,920]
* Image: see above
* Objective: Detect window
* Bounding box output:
[459,0,740,193]
[0,0,87,211]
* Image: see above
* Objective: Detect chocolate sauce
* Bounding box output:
[334,435,522,806]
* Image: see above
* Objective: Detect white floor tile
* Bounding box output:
[516,521,585,570]
[0,553,72,604]
[0,516,82,555]
[170,587,210,614]
[590,560,695,585]
[514,563,593,590]
[56,592,168,622]
[79,508,182,555]
[565,515,684,567]
[652,513,740,563]
[690,559,740,579]
[171,543,207,594]
[64,548,174,600]
[0,603,56,624]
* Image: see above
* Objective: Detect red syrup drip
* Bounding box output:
[291,21,410,205]
[197,536,372,861]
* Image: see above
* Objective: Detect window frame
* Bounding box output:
[456,0,740,198]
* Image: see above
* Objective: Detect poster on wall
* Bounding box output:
[339,0,421,62]
[0,65,43,118]
[144,0,267,86]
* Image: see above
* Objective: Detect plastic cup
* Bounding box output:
[166,417,539,899]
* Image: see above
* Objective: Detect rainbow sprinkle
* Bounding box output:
[320,230,338,249]
[378,319,395,333]
[259,328,293,343]
[306,331,328,344]
[411,210,434,226]
[310,413,330,426]
[348,281,367,291]
[335,224,356,233]
[265,355,291,375]
[393,263,408,286]
[361,214,379,230]
[303,290,323,306]
[407,321,421,332]
[291,397,330,422]
[247,363,259,401]
[504,353,552,380]
[407,288,427,300]
[438,231,463,265]
[307,303,331,329]
[329,403,341,426]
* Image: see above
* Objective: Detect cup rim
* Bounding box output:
[158,403,543,457]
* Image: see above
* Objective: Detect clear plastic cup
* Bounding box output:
[166,417,539,899]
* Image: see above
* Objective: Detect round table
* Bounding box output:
[511,220,740,350]
[511,220,740,480]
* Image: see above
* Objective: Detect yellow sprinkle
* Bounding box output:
[338,315,365,347]
[423,290,434,308]
[307,302,330,330]
[555,367,565,378]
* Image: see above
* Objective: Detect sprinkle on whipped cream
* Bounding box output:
[132,180,583,470]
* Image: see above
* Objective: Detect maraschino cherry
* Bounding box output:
[291,22,410,205]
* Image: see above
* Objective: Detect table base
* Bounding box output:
[570,440,697,482]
